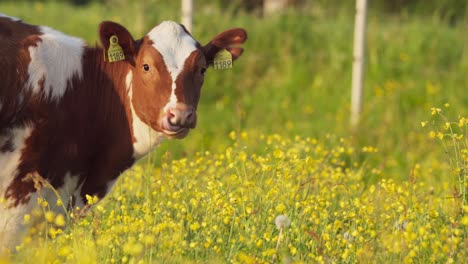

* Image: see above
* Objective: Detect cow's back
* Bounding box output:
[0,15,39,129]
[0,14,85,131]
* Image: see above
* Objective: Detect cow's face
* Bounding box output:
[99,21,247,139]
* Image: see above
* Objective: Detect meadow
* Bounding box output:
[0,0,467,263]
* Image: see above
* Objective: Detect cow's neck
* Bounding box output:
[125,71,167,159]
[84,47,166,160]
[85,47,132,104]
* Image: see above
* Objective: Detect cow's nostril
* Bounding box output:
[168,111,176,119]
[167,111,178,126]
[186,112,193,122]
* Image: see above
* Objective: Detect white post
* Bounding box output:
[350,0,367,128]
[181,0,193,33]
[264,0,288,15]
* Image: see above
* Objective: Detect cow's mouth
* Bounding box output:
[161,119,190,139]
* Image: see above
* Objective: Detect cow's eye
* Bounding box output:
[143,64,150,72]
[200,67,206,76]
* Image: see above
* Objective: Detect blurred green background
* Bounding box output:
[1,0,467,183]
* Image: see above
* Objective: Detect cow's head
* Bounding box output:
[99,21,247,139]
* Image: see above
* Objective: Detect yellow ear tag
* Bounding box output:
[107,35,125,62]
[213,49,232,70]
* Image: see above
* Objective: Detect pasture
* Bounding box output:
[0,0,467,263]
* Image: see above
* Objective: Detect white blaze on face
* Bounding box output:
[147,21,198,112]
[126,72,166,159]
[26,26,85,100]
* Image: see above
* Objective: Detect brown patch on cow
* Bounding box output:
[174,50,206,110]
[0,18,13,36]
[21,34,42,48]
[54,47,135,204]
[131,36,173,132]
[4,174,36,207]
[0,18,42,131]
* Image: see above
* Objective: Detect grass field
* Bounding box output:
[0,0,467,263]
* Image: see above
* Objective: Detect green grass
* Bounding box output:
[1,0,467,263]
[1,1,466,174]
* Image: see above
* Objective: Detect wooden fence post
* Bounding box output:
[350,0,368,128]
[181,0,194,33]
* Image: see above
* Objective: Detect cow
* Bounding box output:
[0,13,247,251]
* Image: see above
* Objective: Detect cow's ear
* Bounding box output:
[99,21,136,63]
[203,28,247,65]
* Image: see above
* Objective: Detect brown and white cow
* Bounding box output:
[0,13,247,250]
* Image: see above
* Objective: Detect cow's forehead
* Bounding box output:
[147,21,199,77]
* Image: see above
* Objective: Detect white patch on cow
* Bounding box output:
[52,172,84,211]
[126,72,166,159]
[26,26,85,100]
[0,199,35,252]
[0,170,83,251]
[72,182,85,210]
[0,13,21,22]
[147,21,198,112]
[0,125,33,252]
[0,127,82,250]
[0,126,33,200]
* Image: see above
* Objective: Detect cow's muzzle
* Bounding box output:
[161,104,197,139]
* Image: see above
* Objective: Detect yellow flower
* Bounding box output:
[23,214,31,224]
[444,122,450,130]
[240,131,248,140]
[42,200,49,208]
[55,214,66,227]
[275,204,287,214]
[86,194,99,205]
[430,107,441,115]
[239,151,247,162]
[58,246,72,257]
[273,149,284,159]
[461,216,468,226]
[229,131,236,140]
[437,132,444,140]
[458,117,466,127]
[289,244,298,255]
[189,222,201,231]
[262,248,277,257]
[45,211,55,223]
